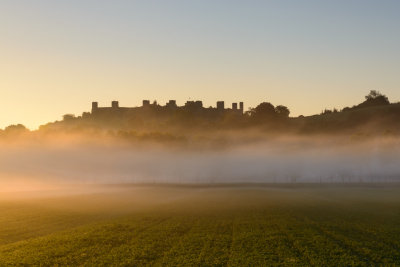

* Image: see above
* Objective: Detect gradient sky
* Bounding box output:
[1,0,400,129]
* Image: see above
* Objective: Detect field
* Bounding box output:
[0,184,400,266]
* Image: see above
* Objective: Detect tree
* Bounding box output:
[275,105,290,117]
[63,114,76,121]
[253,102,276,117]
[321,109,333,115]
[355,90,390,109]
[4,124,29,134]
[244,109,254,117]
[365,90,386,101]
[365,90,389,104]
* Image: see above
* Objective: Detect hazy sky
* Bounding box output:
[1,0,400,129]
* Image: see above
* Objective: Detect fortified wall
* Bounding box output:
[90,100,244,117]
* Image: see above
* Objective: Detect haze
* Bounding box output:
[1,135,399,192]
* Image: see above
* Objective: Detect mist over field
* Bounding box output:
[0,134,399,191]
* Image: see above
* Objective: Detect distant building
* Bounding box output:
[166,100,177,107]
[90,99,244,117]
[112,101,119,108]
[185,101,203,109]
[92,102,98,113]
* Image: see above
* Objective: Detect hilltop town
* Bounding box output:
[2,91,400,141]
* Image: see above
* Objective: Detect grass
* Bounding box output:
[0,184,400,266]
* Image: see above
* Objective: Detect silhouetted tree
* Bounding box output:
[63,114,76,121]
[365,90,388,101]
[246,102,279,125]
[245,108,255,117]
[254,102,276,116]
[321,109,333,115]
[4,124,29,135]
[82,112,91,118]
[356,90,390,109]
[275,105,290,117]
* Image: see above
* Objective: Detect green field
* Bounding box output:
[0,184,400,266]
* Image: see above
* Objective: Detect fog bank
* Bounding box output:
[0,136,399,190]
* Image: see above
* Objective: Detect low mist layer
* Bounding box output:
[1,135,399,191]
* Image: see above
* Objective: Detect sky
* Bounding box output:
[1,0,400,129]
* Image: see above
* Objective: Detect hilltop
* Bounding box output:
[294,102,400,135]
[1,91,399,143]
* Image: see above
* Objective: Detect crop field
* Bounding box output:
[0,184,400,266]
